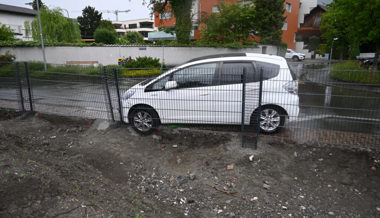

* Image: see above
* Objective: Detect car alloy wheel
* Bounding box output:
[129,108,159,134]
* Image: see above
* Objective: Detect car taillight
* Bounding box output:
[283,80,298,94]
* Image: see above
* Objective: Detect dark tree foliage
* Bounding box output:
[98,20,117,36]
[77,6,102,39]
[123,31,144,43]
[94,28,117,44]
[150,0,193,44]
[32,0,45,10]
[254,0,286,45]
[201,2,256,44]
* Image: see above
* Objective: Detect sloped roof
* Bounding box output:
[0,4,37,16]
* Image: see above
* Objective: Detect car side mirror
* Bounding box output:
[165,81,178,90]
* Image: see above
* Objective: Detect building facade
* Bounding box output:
[112,18,158,41]
[153,0,300,49]
[0,4,37,41]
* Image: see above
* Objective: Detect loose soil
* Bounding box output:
[0,110,379,217]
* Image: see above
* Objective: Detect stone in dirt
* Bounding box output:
[263,184,270,190]
[172,144,178,148]
[227,164,234,170]
[249,155,254,162]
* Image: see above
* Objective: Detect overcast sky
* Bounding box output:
[2,0,152,21]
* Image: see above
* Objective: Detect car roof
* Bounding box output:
[187,53,247,63]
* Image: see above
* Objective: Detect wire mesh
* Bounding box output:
[0,60,379,148]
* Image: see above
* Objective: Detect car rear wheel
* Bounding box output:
[251,106,285,134]
[292,56,300,61]
[129,108,159,135]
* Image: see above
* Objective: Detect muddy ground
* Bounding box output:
[0,109,380,217]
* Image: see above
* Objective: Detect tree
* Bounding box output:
[32,0,45,10]
[30,8,81,42]
[98,20,117,36]
[77,6,102,39]
[94,28,117,44]
[255,0,286,45]
[201,2,256,44]
[0,24,14,41]
[150,0,193,44]
[321,0,380,68]
[123,31,144,43]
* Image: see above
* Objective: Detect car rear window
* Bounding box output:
[255,61,280,80]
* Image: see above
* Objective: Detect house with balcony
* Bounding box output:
[112,18,158,41]
[0,4,37,41]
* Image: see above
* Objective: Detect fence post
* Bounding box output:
[102,66,115,122]
[24,62,33,112]
[256,68,264,148]
[15,62,25,112]
[113,68,124,123]
[241,68,246,147]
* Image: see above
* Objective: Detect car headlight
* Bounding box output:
[122,89,136,100]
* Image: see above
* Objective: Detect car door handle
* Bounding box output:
[200,93,210,96]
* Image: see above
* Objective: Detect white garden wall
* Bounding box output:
[1,45,278,66]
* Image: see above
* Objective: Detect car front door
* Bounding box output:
[147,62,219,124]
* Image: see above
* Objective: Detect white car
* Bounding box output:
[122,53,299,134]
[285,49,305,61]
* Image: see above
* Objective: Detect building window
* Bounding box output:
[128,24,137,29]
[212,6,219,13]
[313,16,322,27]
[160,12,172,20]
[286,2,292,12]
[282,21,288,30]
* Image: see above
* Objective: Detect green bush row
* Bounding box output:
[330,61,380,84]
[0,61,161,78]
[123,56,161,68]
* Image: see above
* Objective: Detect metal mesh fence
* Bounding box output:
[0,60,379,148]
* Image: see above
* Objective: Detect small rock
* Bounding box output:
[176,158,182,165]
[226,200,232,204]
[370,166,376,171]
[308,205,316,211]
[229,212,236,217]
[300,206,306,210]
[376,207,380,211]
[152,134,161,140]
[249,155,254,162]
[294,152,298,157]
[263,184,270,190]
[282,206,288,210]
[227,164,234,170]
[328,211,335,215]
[318,158,323,161]
[189,173,196,180]
[50,136,56,139]
[251,197,258,201]
[217,209,223,214]
[172,144,178,148]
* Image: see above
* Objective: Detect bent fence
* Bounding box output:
[0,61,379,149]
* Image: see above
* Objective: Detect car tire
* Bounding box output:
[250,106,285,134]
[128,107,159,135]
[292,56,300,61]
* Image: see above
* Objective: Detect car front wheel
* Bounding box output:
[292,56,300,61]
[251,106,285,134]
[129,108,159,135]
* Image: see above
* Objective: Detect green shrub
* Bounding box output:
[120,69,161,77]
[330,61,380,84]
[94,28,117,44]
[124,56,161,68]
[0,64,14,77]
[0,51,15,66]
[0,24,14,41]
[123,32,144,44]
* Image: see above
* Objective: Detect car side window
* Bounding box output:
[255,61,280,80]
[220,62,256,85]
[146,75,170,91]
[172,63,217,89]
